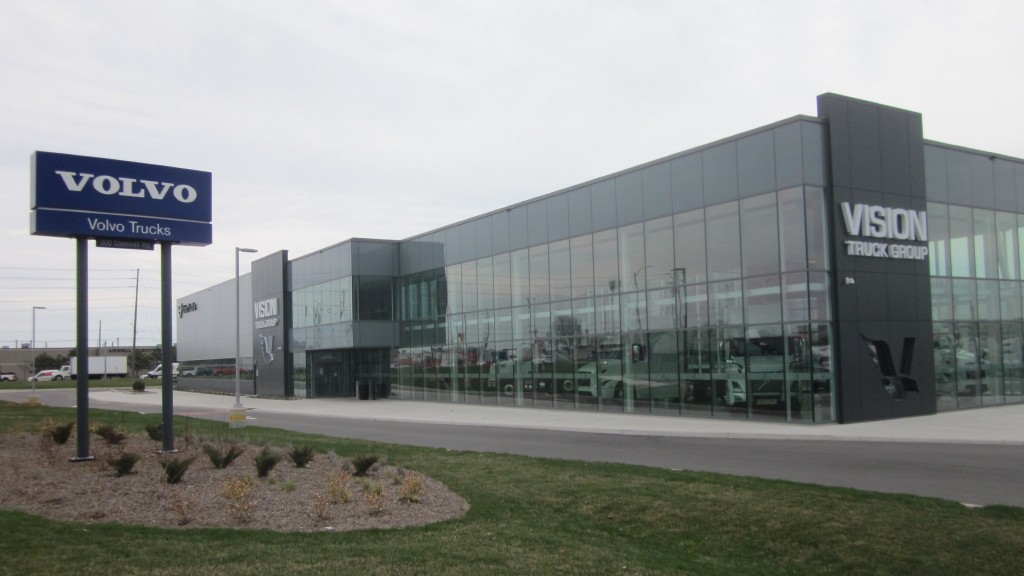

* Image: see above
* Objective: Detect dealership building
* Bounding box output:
[176,93,1024,424]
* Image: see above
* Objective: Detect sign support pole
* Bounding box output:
[72,237,93,461]
[160,242,175,452]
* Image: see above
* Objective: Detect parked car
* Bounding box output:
[29,369,64,382]
[0,372,16,382]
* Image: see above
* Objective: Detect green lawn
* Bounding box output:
[0,377,137,391]
[2,401,1023,575]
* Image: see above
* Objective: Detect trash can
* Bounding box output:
[357,380,369,400]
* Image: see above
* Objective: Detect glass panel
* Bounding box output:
[357,276,392,320]
[1004,321,1024,405]
[973,209,997,279]
[931,278,953,322]
[645,216,674,289]
[1018,214,1024,281]
[977,280,1000,321]
[684,283,709,328]
[621,291,647,333]
[648,331,681,416]
[996,212,1018,280]
[953,279,977,321]
[741,193,780,277]
[785,323,814,423]
[493,253,511,309]
[495,309,512,342]
[783,272,809,323]
[551,300,576,410]
[744,276,782,325]
[805,187,829,271]
[809,322,834,422]
[979,321,1003,406]
[778,188,807,273]
[571,299,599,411]
[618,332,653,415]
[619,222,646,292]
[512,305,533,341]
[596,293,620,334]
[928,203,950,277]
[954,322,982,408]
[709,280,743,326]
[674,209,707,284]
[461,261,478,313]
[647,287,676,331]
[1001,281,1022,322]
[706,201,741,281]
[477,256,494,312]
[529,244,550,305]
[570,234,595,299]
[446,264,462,315]
[510,249,529,307]
[949,205,974,277]
[744,324,788,420]
[549,239,571,303]
[711,326,747,418]
[593,229,619,296]
[934,322,957,411]
[681,327,712,417]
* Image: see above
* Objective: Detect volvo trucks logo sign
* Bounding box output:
[840,202,928,260]
[30,151,213,246]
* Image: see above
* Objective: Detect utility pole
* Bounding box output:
[131,268,139,378]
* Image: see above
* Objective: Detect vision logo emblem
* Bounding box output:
[258,334,275,364]
[861,334,919,398]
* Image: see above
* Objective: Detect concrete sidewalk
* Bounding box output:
[48,388,1023,445]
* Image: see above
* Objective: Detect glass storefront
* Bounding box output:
[392,186,835,422]
[928,202,1024,411]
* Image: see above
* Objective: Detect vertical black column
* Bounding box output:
[161,242,175,452]
[817,93,935,423]
[73,237,92,461]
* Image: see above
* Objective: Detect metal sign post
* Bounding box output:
[30,152,212,460]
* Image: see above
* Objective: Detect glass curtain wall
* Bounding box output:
[928,203,1024,411]
[395,185,834,422]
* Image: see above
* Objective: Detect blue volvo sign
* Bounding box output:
[30,151,212,246]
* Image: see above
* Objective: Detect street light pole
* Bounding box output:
[231,247,258,428]
[30,306,46,404]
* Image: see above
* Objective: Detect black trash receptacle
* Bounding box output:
[357,381,369,400]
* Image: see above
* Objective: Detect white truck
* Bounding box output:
[64,356,130,379]
[145,362,179,380]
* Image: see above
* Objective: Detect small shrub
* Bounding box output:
[254,446,282,478]
[400,474,424,503]
[365,490,387,516]
[311,492,332,520]
[351,454,379,477]
[145,423,162,441]
[108,452,141,477]
[160,456,196,484]
[132,380,145,392]
[277,479,298,492]
[203,443,245,469]
[327,471,352,504]
[289,444,316,468]
[43,421,74,445]
[221,476,256,523]
[168,491,197,525]
[95,424,126,445]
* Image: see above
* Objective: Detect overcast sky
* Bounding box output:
[2,0,1022,353]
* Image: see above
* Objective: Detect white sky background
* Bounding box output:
[1,0,1022,351]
